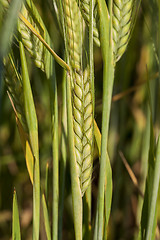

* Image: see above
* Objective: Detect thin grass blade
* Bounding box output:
[145,135,160,240]
[12,190,21,240]
[58,70,67,240]
[45,162,49,202]
[94,0,114,239]
[51,63,59,240]
[42,194,51,240]
[19,41,40,240]
[94,120,112,240]
[138,115,156,239]
[7,91,34,184]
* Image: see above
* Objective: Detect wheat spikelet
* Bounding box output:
[18,0,53,78]
[62,0,82,72]
[19,4,45,71]
[112,0,134,62]
[77,0,100,47]
[4,56,28,132]
[73,67,93,195]
[1,0,9,11]
[0,0,51,75]
[62,0,93,195]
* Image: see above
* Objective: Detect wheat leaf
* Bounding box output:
[8,92,34,184]
[12,190,21,240]
[42,194,51,240]
[19,40,40,240]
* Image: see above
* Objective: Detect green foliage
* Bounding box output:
[12,190,21,240]
[1,0,160,240]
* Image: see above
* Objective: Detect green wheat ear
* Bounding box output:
[4,55,28,132]
[112,0,134,63]
[62,0,93,196]
[73,67,93,196]
[17,0,53,77]
[77,0,100,47]
[19,4,45,71]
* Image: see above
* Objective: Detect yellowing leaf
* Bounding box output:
[8,92,34,184]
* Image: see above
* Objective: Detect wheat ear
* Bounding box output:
[112,0,134,62]
[19,4,45,71]
[77,0,100,47]
[73,67,93,195]
[4,56,28,132]
[62,0,93,196]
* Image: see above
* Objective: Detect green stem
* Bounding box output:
[66,72,82,240]
[51,70,59,240]
[94,1,114,239]
[58,70,67,240]
[19,41,40,240]
[146,136,160,240]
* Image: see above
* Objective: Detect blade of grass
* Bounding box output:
[45,162,49,203]
[135,107,150,236]
[42,194,51,240]
[94,120,112,239]
[145,135,160,240]
[58,69,67,240]
[138,105,156,239]
[12,190,21,240]
[19,41,40,240]
[94,0,114,239]
[103,152,112,240]
[7,91,34,184]
[20,5,60,236]
[51,63,59,240]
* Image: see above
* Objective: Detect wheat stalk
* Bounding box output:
[112,0,134,62]
[62,0,93,196]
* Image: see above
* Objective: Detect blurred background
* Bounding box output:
[0,0,160,239]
